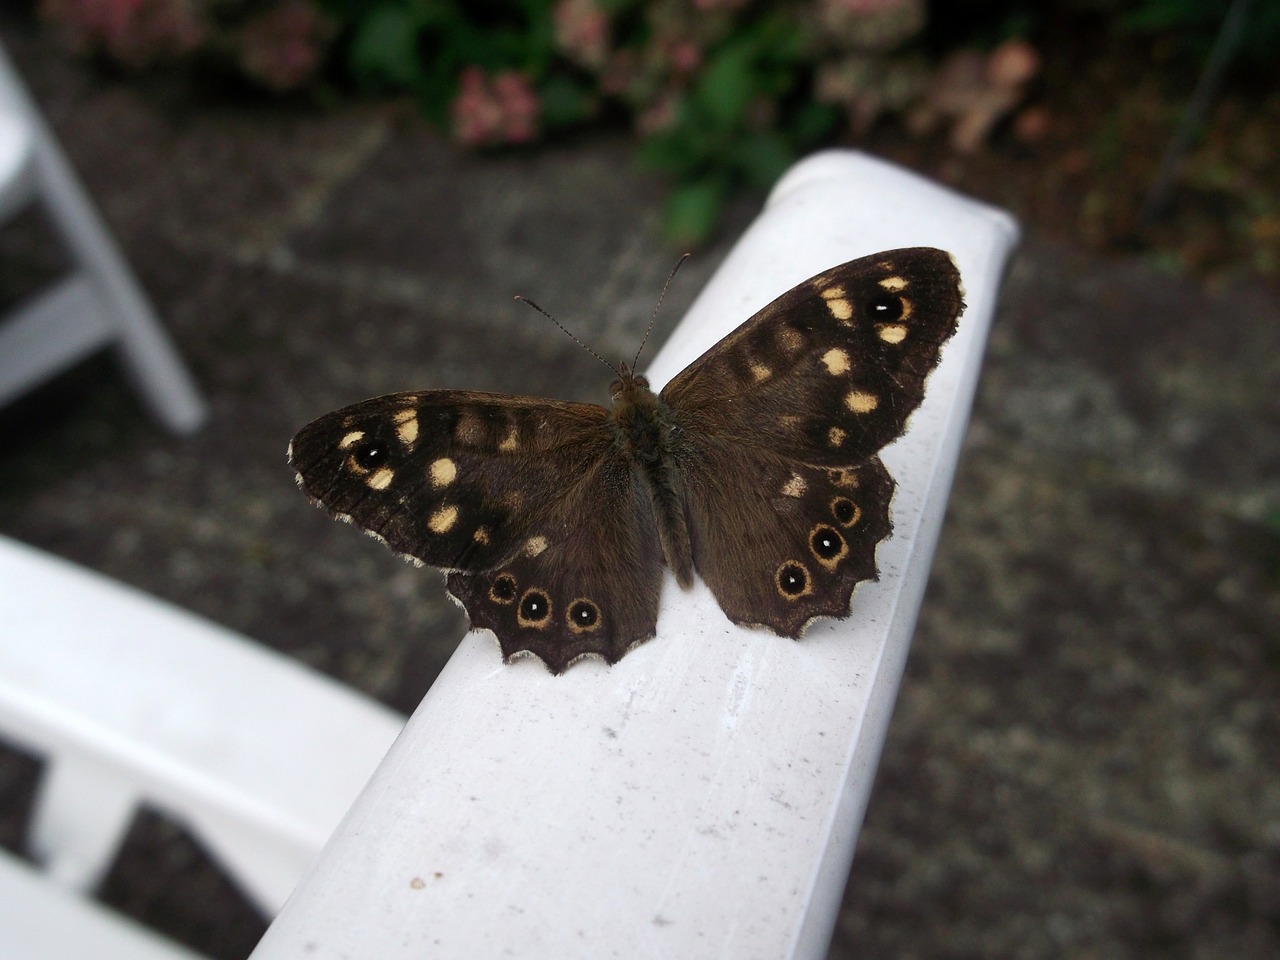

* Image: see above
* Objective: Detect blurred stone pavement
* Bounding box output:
[0,14,1277,960]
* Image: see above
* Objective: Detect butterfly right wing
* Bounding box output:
[659,248,963,637]
[290,391,664,672]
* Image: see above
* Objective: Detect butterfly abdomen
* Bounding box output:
[611,374,694,589]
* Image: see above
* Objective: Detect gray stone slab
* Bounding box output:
[0,15,1277,960]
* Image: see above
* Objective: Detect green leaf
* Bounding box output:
[790,101,839,145]
[735,131,796,190]
[636,123,702,175]
[350,5,424,89]
[663,178,728,248]
[539,74,596,129]
[693,42,757,130]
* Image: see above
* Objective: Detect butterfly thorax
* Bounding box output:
[609,365,694,588]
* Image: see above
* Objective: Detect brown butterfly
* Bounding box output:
[289,248,964,673]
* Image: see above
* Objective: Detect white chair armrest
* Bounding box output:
[250,150,1019,960]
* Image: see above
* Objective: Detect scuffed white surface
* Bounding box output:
[251,150,1018,960]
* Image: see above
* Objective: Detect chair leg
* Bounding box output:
[27,755,139,893]
[0,41,207,435]
[0,276,113,406]
[32,148,209,435]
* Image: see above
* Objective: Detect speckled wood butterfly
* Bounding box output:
[290,248,964,673]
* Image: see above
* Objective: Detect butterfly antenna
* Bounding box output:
[514,295,620,378]
[632,253,691,371]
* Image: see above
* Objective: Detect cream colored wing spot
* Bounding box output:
[877,323,908,344]
[827,467,860,489]
[825,298,853,322]
[819,284,846,300]
[394,409,419,447]
[828,426,846,447]
[781,474,806,498]
[366,467,394,490]
[429,457,457,488]
[524,535,549,557]
[879,275,907,292]
[455,414,485,445]
[499,427,519,452]
[845,390,879,414]
[338,430,365,450]
[821,347,851,375]
[778,414,802,429]
[749,361,772,383]
[428,505,459,534]
[473,525,491,545]
[776,327,806,353]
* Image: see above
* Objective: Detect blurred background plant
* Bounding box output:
[34,0,1041,245]
[31,0,1280,268]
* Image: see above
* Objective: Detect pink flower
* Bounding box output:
[492,71,539,143]
[815,0,924,52]
[635,90,679,136]
[668,40,701,76]
[39,0,206,67]
[238,0,336,92]
[450,68,541,147]
[552,0,610,71]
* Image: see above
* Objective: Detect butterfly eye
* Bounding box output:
[489,573,517,604]
[866,291,904,322]
[831,497,860,527]
[352,439,390,471]
[776,562,810,598]
[810,526,845,561]
[518,589,552,626]
[568,599,601,632]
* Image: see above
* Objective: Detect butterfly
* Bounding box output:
[289,248,964,674]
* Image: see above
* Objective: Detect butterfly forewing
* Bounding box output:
[661,248,963,469]
[291,391,605,569]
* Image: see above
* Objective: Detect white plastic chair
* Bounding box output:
[0,535,406,957]
[0,40,207,435]
[0,847,206,960]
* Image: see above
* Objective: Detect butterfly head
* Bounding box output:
[609,362,651,403]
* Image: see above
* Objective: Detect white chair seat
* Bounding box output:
[0,534,406,938]
[0,848,205,960]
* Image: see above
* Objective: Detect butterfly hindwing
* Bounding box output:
[679,454,895,636]
[290,391,664,672]
[445,456,663,673]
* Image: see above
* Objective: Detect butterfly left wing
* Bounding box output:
[289,391,664,673]
[661,247,964,636]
